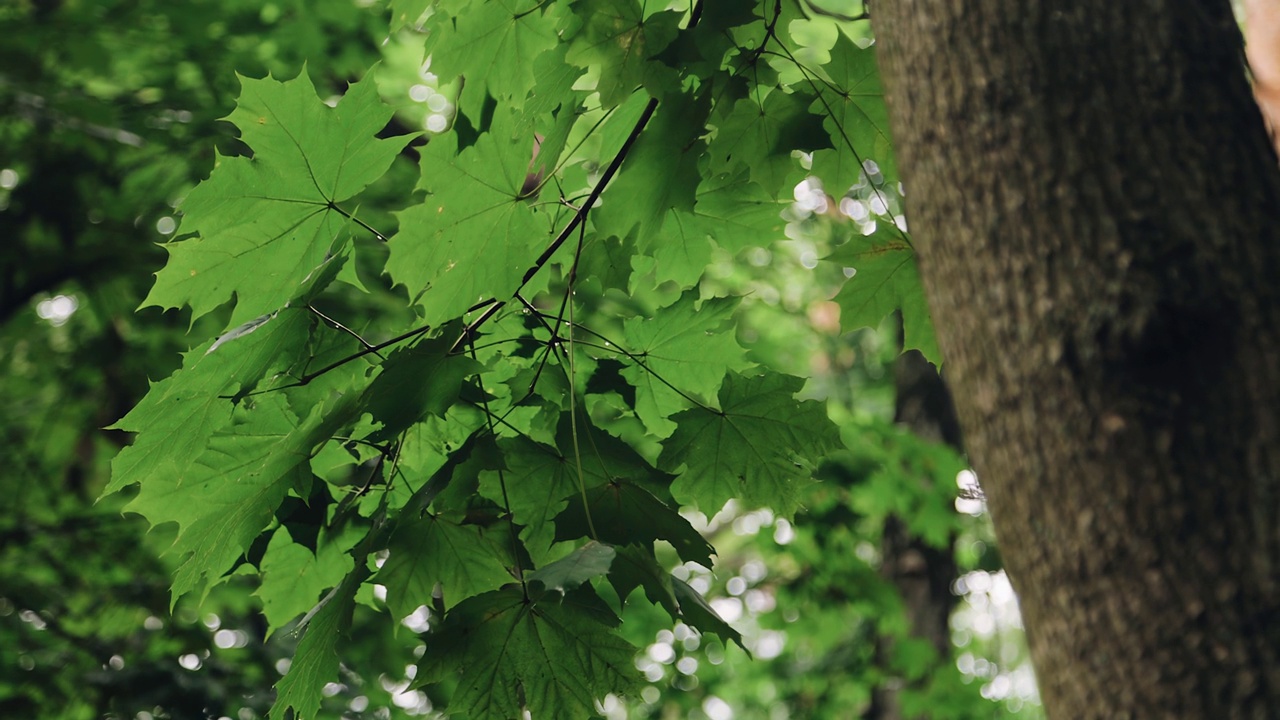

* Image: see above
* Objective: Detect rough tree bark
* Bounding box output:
[873,2,1280,718]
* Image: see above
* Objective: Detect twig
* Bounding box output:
[451,97,661,349]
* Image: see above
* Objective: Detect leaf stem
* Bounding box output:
[558,331,719,414]
[328,202,390,243]
[307,304,384,358]
[227,322,435,399]
[564,220,599,542]
[467,339,528,595]
[512,292,565,401]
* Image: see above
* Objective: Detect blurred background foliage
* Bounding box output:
[0,1,1038,718]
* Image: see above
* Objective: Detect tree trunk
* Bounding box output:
[873,2,1280,718]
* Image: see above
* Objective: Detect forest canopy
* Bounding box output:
[1,1,1035,718]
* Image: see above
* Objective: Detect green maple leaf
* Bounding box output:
[709,89,827,197]
[653,169,787,287]
[670,0,757,74]
[672,576,747,652]
[592,90,709,244]
[105,308,311,497]
[108,261,356,603]
[581,90,653,170]
[397,404,487,476]
[377,514,512,619]
[527,540,615,594]
[478,415,659,558]
[620,292,753,436]
[641,217,716,289]
[361,334,483,442]
[387,107,548,325]
[825,231,940,364]
[390,0,431,31]
[684,169,787,253]
[659,372,841,515]
[271,569,362,720]
[523,44,587,119]
[255,526,358,635]
[554,481,713,566]
[604,548,741,650]
[417,588,639,720]
[127,390,359,603]
[145,70,414,326]
[427,0,561,116]
[109,256,346,496]
[565,0,682,107]
[607,544,679,617]
[809,35,898,191]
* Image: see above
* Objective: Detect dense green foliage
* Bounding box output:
[2,1,1034,718]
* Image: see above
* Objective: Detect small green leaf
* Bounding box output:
[621,292,753,435]
[523,44,586,119]
[555,481,713,566]
[608,544,680,618]
[378,514,512,618]
[825,231,940,364]
[387,107,547,325]
[129,390,359,604]
[417,587,639,720]
[389,0,431,31]
[427,0,561,117]
[683,169,787,254]
[671,576,748,654]
[255,526,358,635]
[106,307,312,497]
[565,0,682,107]
[479,414,659,557]
[592,89,709,243]
[361,334,483,441]
[271,569,362,720]
[527,540,615,594]
[632,169,786,289]
[660,372,841,515]
[709,89,827,197]
[809,34,898,190]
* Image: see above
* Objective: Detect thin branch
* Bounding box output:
[327,202,391,242]
[450,97,661,350]
[329,449,390,527]
[223,321,434,398]
[512,292,567,402]
[564,219,599,541]
[308,304,384,358]
[520,98,659,291]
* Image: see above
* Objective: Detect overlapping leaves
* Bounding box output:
[417,587,638,720]
[145,71,414,326]
[661,373,843,515]
[108,1,932,717]
[388,107,551,324]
